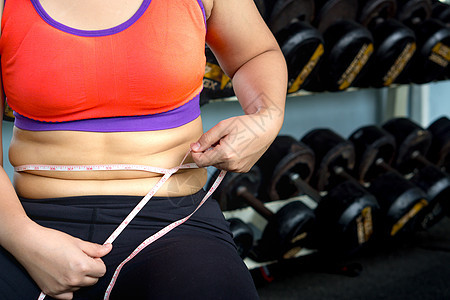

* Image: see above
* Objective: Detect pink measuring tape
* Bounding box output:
[15,151,226,300]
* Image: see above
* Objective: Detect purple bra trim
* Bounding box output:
[13,95,201,132]
[30,0,152,37]
[196,0,207,26]
[30,0,206,37]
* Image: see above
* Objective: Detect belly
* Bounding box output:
[10,117,208,199]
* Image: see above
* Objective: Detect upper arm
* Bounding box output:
[205,0,280,78]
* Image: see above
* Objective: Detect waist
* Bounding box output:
[10,117,207,199]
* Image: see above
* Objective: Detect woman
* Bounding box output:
[0,0,287,299]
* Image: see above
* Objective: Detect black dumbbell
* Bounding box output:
[354,0,417,87]
[381,117,450,229]
[257,135,379,256]
[228,218,255,259]
[302,0,374,91]
[432,0,450,78]
[349,124,444,232]
[303,128,428,239]
[395,0,450,83]
[432,0,450,25]
[266,0,325,93]
[267,0,316,34]
[209,166,316,262]
[426,116,450,172]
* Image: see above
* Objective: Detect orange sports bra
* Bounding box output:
[0,0,206,131]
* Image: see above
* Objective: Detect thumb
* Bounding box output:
[80,241,113,258]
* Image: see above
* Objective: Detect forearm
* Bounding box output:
[0,167,36,253]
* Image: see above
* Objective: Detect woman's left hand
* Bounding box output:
[190,108,282,172]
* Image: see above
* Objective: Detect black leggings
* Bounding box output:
[0,190,259,300]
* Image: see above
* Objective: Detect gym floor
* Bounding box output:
[255,217,450,300]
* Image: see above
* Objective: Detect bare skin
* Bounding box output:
[0,0,288,299]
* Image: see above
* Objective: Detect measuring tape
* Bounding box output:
[15,151,226,300]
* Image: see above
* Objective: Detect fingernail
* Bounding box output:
[191,142,200,151]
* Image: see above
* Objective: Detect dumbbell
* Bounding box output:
[354,0,417,87]
[256,135,379,255]
[266,0,325,93]
[209,166,316,262]
[395,0,450,83]
[432,0,450,78]
[302,0,374,91]
[426,116,450,172]
[349,124,447,232]
[381,118,450,228]
[200,46,234,105]
[228,218,255,259]
[432,0,450,26]
[303,128,428,238]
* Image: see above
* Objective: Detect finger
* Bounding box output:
[191,121,230,152]
[51,292,74,300]
[82,257,108,278]
[191,144,226,168]
[78,275,100,287]
[80,241,112,258]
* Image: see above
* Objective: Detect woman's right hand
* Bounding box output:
[13,224,112,300]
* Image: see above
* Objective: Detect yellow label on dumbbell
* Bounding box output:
[338,43,374,90]
[356,206,373,245]
[287,44,324,94]
[429,42,450,68]
[390,199,428,237]
[283,232,308,259]
[204,62,232,91]
[383,42,416,86]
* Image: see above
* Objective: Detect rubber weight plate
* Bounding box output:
[269,0,315,34]
[313,180,379,254]
[228,218,255,259]
[357,19,417,87]
[426,116,450,170]
[396,0,432,27]
[432,0,450,26]
[382,118,432,174]
[304,20,374,91]
[404,18,450,83]
[209,167,261,211]
[357,0,397,27]
[313,0,359,32]
[276,20,325,93]
[409,164,450,229]
[368,171,428,237]
[301,128,356,191]
[348,125,396,183]
[256,135,315,201]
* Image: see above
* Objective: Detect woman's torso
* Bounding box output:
[2,0,213,199]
